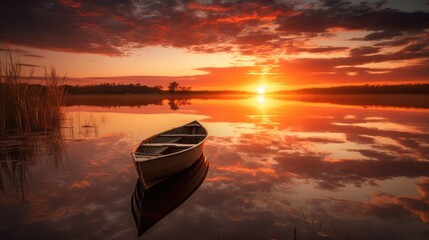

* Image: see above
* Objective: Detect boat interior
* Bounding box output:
[134,123,206,158]
[162,123,206,135]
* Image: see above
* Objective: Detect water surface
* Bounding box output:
[1,95,429,239]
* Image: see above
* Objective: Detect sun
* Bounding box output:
[257,87,265,95]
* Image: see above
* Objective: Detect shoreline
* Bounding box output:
[63,93,429,109]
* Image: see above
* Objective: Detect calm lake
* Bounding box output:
[1,94,429,239]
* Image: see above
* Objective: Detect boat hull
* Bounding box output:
[134,141,205,188]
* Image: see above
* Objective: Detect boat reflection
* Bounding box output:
[131,153,209,237]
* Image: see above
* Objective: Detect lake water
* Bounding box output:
[1,94,429,239]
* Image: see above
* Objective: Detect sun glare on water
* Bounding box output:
[257,87,265,94]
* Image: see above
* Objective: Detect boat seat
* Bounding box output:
[169,137,182,143]
[135,146,168,155]
[185,124,201,127]
[140,143,195,147]
[134,152,162,156]
[160,134,205,137]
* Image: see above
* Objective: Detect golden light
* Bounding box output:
[257,87,265,94]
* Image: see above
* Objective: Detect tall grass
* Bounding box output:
[0,55,66,193]
[0,55,65,137]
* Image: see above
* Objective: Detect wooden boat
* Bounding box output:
[131,120,207,189]
[131,154,209,236]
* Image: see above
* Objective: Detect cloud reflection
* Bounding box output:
[1,97,429,239]
[188,97,429,239]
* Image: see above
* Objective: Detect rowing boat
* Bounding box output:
[131,120,207,189]
[131,154,209,236]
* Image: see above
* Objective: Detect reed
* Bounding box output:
[0,55,66,192]
[0,55,65,137]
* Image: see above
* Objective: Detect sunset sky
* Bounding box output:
[1,0,429,91]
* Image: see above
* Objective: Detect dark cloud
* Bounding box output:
[399,42,429,53]
[350,46,380,56]
[360,30,405,41]
[0,0,427,57]
[345,134,375,144]
[0,0,290,56]
[236,31,279,46]
[292,46,349,54]
[277,1,429,33]
[276,44,429,85]
[0,0,428,84]
[0,0,130,55]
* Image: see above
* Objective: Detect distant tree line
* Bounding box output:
[64,83,163,94]
[5,82,429,95]
[64,82,195,95]
[289,84,429,95]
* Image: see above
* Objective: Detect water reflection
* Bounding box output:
[272,94,429,109]
[0,133,66,193]
[167,98,191,111]
[198,97,429,239]
[63,95,164,107]
[64,94,429,110]
[0,112,103,203]
[63,112,107,140]
[131,154,208,236]
[1,95,429,239]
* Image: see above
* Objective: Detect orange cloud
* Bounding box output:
[205,176,233,183]
[69,180,91,189]
[217,165,276,177]
[187,2,232,12]
[59,0,81,9]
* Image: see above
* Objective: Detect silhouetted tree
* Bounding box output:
[168,81,179,93]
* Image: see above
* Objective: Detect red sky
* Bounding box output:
[1,0,429,91]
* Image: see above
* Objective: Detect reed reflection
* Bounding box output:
[63,112,107,140]
[0,132,66,202]
[131,154,209,237]
[0,112,107,199]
